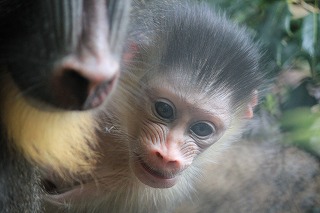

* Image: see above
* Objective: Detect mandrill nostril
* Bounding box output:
[52,69,89,110]
[61,69,89,99]
[156,152,163,160]
[50,54,120,111]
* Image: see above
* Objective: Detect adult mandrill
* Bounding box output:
[0,0,131,212]
[44,1,265,213]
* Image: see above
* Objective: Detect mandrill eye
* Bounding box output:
[190,122,215,138]
[154,99,175,121]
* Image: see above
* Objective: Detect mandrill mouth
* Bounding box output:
[132,154,180,188]
[140,158,176,179]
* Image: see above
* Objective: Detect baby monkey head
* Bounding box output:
[128,75,234,188]
[110,1,263,189]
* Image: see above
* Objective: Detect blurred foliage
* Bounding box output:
[281,107,320,156]
[204,0,320,157]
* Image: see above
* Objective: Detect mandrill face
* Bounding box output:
[127,78,231,188]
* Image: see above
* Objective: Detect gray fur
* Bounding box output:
[0,136,43,213]
[175,139,320,213]
[129,0,264,109]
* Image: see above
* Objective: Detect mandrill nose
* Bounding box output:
[154,150,183,171]
[51,53,119,110]
[48,0,122,111]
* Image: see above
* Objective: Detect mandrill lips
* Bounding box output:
[133,154,180,188]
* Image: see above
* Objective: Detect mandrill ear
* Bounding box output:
[244,90,258,119]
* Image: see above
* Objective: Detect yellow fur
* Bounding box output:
[0,72,99,177]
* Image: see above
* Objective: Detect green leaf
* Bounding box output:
[281,107,317,129]
[302,14,316,57]
[302,12,320,81]
[281,107,320,156]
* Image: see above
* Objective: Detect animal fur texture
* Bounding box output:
[43,1,264,212]
[0,72,98,175]
[0,0,131,211]
[174,139,320,213]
